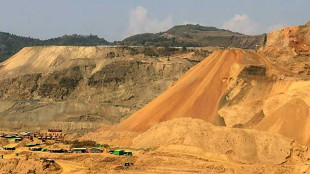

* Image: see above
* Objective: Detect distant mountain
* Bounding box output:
[121,24,266,49]
[0,33,110,62]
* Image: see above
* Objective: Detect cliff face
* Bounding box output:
[0,46,196,132]
[259,21,310,58]
[257,21,310,76]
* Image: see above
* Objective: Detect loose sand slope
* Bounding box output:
[0,46,110,78]
[255,98,310,145]
[118,49,267,131]
[118,45,310,146]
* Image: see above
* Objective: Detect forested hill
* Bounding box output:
[121,24,266,49]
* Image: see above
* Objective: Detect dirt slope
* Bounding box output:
[0,46,108,78]
[259,21,310,59]
[117,49,268,131]
[255,98,310,145]
[130,117,310,174]
[80,117,310,173]
[0,157,61,174]
[117,38,310,146]
[258,21,310,76]
[132,118,298,164]
[0,46,198,132]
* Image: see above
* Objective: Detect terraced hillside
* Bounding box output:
[0,46,199,133]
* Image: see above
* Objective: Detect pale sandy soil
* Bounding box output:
[77,118,310,173]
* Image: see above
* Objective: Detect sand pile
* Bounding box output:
[255,98,310,145]
[132,118,309,164]
[118,49,268,131]
[0,46,137,79]
[220,77,310,146]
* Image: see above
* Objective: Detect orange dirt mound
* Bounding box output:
[118,49,266,131]
[255,98,310,145]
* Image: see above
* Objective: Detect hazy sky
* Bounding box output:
[0,0,309,41]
